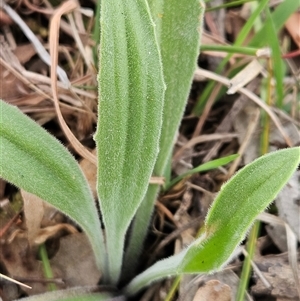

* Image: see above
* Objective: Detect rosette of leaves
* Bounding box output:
[1,0,299,300]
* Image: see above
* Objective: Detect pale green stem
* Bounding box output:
[236,221,260,301]
[200,45,262,56]
[164,276,181,301]
[39,244,57,291]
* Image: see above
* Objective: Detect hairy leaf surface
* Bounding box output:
[181,147,300,272]
[95,0,165,284]
[124,147,300,295]
[124,0,205,275]
[0,100,106,272]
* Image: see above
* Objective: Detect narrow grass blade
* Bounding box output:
[249,0,300,47]
[264,8,284,108]
[123,0,204,277]
[165,154,239,191]
[125,147,300,296]
[193,0,269,115]
[95,0,165,284]
[194,0,298,116]
[39,244,56,291]
[236,221,260,301]
[92,0,101,64]
[0,100,106,273]
[206,0,257,12]
[200,45,262,56]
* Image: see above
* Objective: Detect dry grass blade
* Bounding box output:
[0,0,69,86]
[22,0,54,15]
[66,13,94,73]
[149,177,165,185]
[0,273,32,289]
[227,60,264,95]
[191,81,223,138]
[0,58,50,101]
[195,68,293,146]
[49,0,97,165]
[228,107,260,177]
[284,224,300,298]
[173,133,237,164]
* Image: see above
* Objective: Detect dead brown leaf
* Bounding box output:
[0,63,26,100]
[50,233,101,287]
[34,223,78,245]
[285,12,300,49]
[252,253,300,300]
[193,280,232,301]
[13,44,36,64]
[275,171,300,241]
[21,190,45,247]
[0,237,47,295]
[0,232,101,297]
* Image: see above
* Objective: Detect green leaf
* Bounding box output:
[94,0,165,284]
[0,100,106,273]
[124,147,300,296]
[150,0,205,177]
[181,147,300,273]
[165,154,239,191]
[123,0,204,277]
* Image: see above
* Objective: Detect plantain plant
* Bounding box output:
[0,0,300,300]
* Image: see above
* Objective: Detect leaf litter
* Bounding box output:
[0,0,299,300]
